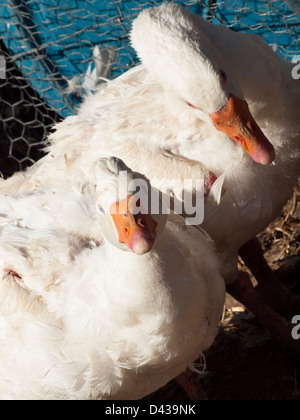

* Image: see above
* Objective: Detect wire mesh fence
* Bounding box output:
[0,0,299,178]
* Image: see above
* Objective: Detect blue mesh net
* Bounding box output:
[1,1,299,118]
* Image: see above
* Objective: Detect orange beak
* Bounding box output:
[210,95,275,165]
[110,195,157,255]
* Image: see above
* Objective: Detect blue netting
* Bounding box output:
[0,1,299,119]
[0,1,204,117]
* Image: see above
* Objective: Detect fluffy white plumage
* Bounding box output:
[0,157,225,400]
[0,3,299,281]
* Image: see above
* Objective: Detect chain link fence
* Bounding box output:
[0,0,299,178]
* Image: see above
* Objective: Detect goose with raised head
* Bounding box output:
[0,3,299,346]
[0,156,225,400]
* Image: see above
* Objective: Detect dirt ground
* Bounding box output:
[148,179,300,401]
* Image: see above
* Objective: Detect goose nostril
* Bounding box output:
[247,121,256,131]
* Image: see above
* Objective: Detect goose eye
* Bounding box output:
[186,101,197,109]
[97,204,105,214]
[220,69,227,82]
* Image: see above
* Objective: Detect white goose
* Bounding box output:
[1,4,299,345]
[0,156,225,400]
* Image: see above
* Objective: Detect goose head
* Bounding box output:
[93,157,167,255]
[131,4,275,165]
